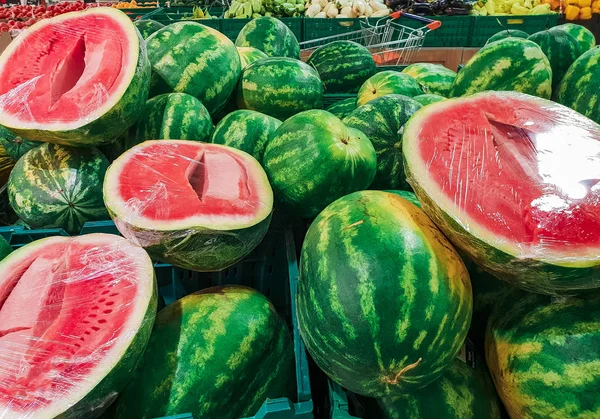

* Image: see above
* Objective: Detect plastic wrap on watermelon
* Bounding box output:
[0,233,157,418]
[103,140,274,273]
[402,90,600,295]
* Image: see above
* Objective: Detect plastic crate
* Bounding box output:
[400,15,473,47]
[470,14,559,47]
[303,18,363,42]
[0,216,314,419]
[221,17,303,42]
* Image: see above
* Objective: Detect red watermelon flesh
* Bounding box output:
[0,234,156,418]
[403,91,600,293]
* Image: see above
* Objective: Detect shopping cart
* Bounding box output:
[299,11,441,65]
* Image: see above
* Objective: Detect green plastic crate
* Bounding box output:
[303,18,363,42]
[221,17,303,43]
[0,216,313,419]
[400,15,473,47]
[470,14,559,47]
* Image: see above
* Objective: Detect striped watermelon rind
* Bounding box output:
[325,97,357,119]
[0,235,11,261]
[450,38,552,99]
[413,94,446,106]
[235,16,300,59]
[402,63,457,97]
[134,19,165,39]
[237,46,268,69]
[0,126,40,161]
[553,23,596,52]
[485,29,529,45]
[307,41,376,94]
[297,190,472,397]
[357,71,423,106]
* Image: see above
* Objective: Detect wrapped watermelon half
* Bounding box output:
[0,8,150,147]
[103,140,273,272]
[0,233,157,418]
[403,90,600,295]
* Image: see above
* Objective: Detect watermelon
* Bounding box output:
[8,143,109,234]
[553,23,596,52]
[0,235,11,260]
[325,97,357,118]
[402,63,457,97]
[306,41,376,93]
[413,93,446,106]
[114,286,294,418]
[0,8,151,147]
[0,126,40,161]
[375,359,503,419]
[357,71,423,106]
[210,109,281,163]
[263,110,376,218]
[343,94,422,190]
[104,140,273,272]
[237,57,323,120]
[134,19,165,39]
[234,16,300,59]
[555,47,600,124]
[403,90,600,294]
[385,189,421,207]
[134,93,213,144]
[297,190,472,396]
[0,233,157,418]
[485,29,529,45]
[450,38,552,100]
[146,22,241,116]
[527,29,582,91]
[0,143,14,187]
[486,289,600,418]
[237,46,268,69]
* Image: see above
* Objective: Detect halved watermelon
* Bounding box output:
[403,91,600,295]
[103,140,273,272]
[0,8,150,147]
[0,233,157,418]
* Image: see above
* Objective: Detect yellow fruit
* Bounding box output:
[579,5,592,16]
[565,4,580,18]
[579,0,591,7]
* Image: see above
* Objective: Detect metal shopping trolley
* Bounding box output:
[299,11,441,65]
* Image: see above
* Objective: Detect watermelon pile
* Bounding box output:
[0,6,600,419]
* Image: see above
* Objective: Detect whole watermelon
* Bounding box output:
[528,29,582,91]
[0,125,40,161]
[385,189,421,207]
[402,63,457,97]
[237,46,268,68]
[8,143,109,234]
[298,191,472,397]
[553,23,596,52]
[135,93,213,143]
[486,289,600,419]
[307,41,376,93]
[357,71,423,106]
[0,235,11,261]
[134,19,164,39]
[485,29,529,45]
[210,110,281,163]
[237,57,323,120]
[450,38,552,99]
[146,22,241,115]
[325,97,357,118]
[235,17,300,59]
[263,110,376,218]
[114,286,296,419]
[413,93,446,106]
[343,94,422,190]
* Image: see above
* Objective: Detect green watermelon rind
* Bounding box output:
[357,71,424,106]
[0,235,11,260]
[134,19,165,39]
[553,23,596,52]
[485,29,529,45]
[402,63,457,97]
[234,16,300,59]
[325,97,357,119]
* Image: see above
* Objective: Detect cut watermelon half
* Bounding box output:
[0,8,150,147]
[104,140,274,272]
[0,233,156,418]
[403,91,600,294]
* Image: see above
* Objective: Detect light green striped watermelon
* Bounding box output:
[553,23,596,52]
[0,126,40,161]
[555,47,600,124]
[385,189,421,207]
[307,41,376,93]
[413,94,446,106]
[114,286,295,419]
[210,110,281,163]
[235,16,300,59]
[134,93,213,144]
[0,8,151,147]
[485,29,529,45]
[147,22,241,116]
[297,190,472,397]
[134,19,164,39]
[486,289,600,419]
[237,57,323,120]
[0,235,11,261]
[528,29,582,91]
[237,46,268,69]
[357,71,423,106]
[8,143,109,234]
[450,38,552,99]
[263,110,376,218]
[402,63,457,97]
[343,94,421,190]
[376,359,503,419]
[325,97,357,118]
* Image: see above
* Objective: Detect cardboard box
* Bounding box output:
[0,31,11,54]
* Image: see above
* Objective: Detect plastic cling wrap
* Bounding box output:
[402,90,600,295]
[0,233,157,418]
[103,140,274,273]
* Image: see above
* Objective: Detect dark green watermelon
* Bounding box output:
[486,29,529,45]
[325,97,357,119]
[0,235,11,261]
[0,126,40,161]
[235,17,300,59]
[134,19,165,39]
[413,93,446,106]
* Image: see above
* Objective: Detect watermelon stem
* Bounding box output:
[344,220,364,230]
[385,357,422,385]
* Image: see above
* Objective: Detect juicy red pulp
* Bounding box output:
[0,13,128,124]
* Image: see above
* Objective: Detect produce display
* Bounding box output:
[226,0,306,18]
[471,0,554,16]
[304,0,391,18]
